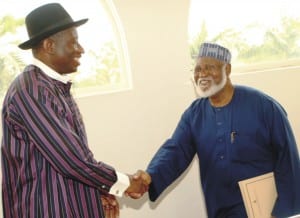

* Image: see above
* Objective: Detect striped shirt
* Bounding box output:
[1,63,119,217]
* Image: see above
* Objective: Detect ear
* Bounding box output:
[225,63,231,76]
[42,38,55,54]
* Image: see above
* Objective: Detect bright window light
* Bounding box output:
[0,0,132,100]
[188,0,300,74]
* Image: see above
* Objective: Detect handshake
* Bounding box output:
[101,170,152,218]
[125,170,152,199]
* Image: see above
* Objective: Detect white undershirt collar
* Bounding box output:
[32,58,71,84]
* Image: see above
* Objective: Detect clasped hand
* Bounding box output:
[125,170,152,199]
[101,194,119,218]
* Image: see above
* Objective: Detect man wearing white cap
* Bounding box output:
[131,42,300,218]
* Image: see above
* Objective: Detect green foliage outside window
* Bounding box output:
[189,17,300,64]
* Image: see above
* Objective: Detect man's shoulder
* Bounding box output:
[182,97,210,117]
[7,64,51,95]
[190,97,209,108]
[234,85,286,113]
[235,85,264,95]
[23,64,43,76]
[235,85,273,101]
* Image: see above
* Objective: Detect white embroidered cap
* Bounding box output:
[198,42,231,63]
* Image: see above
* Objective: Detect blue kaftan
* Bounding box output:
[147,85,300,218]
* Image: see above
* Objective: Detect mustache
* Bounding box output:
[196,77,213,86]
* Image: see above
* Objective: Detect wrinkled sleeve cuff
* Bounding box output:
[109,171,130,197]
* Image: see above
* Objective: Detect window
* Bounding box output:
[188,0,300,74]
[0,0,132,100]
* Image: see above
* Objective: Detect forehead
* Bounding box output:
[195,57,223,66]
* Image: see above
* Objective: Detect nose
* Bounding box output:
[194,68,209,81]
[76,42,85,54]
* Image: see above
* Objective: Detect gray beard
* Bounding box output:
[194,68,227,98]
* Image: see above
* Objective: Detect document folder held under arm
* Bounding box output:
[238,172,277,218]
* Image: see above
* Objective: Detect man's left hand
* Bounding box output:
[100,194,119,218]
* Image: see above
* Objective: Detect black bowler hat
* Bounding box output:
[19,3,88,50]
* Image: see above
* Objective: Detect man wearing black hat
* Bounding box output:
[130,43,300,218]
[1,3,150,218]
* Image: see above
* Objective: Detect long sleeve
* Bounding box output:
[1,65,117,217]
[269,101,300,217]
[147,107,197,201]
[4,68,117,190]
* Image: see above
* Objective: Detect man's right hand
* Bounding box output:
[125,170,151,199]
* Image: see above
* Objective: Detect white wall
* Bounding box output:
[1,0,299,217]
[76,1,207,217]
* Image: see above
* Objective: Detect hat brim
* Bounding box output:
[18,18,88,50]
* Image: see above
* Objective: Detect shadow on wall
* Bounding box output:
[119,157,199,210]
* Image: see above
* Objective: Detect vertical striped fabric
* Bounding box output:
[1,65,117,218]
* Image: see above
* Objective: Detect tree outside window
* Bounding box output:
[188,0,300,74]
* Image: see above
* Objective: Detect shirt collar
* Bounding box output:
[32,58,71,84]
